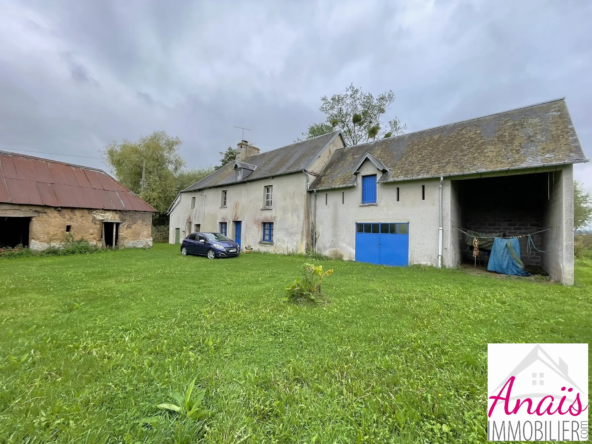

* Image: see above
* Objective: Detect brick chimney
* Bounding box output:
[236,140,260,162]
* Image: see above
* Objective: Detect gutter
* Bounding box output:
[308,183,357,192]
[438,176,443,269]
[183,169,307,193]
[379,159,588,184]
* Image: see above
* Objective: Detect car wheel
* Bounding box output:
[207,249,216,259]
[181,247,188,256]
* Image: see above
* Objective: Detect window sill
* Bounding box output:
[259,241,274,245]
[261,207,273,210]
[360,203,378,206]
[220,206,227,209]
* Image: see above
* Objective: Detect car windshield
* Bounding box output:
[203,233,231,241]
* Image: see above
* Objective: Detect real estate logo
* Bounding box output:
[488,344,588,441]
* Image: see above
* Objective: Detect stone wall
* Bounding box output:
[0,204,153,250]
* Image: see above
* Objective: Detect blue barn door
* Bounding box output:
[234,221,242,247]
[355,223,381,264]
[355,223,409,267]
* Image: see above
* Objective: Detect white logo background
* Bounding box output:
[488,343,588,441]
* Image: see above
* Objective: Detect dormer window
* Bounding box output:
[234,161,257,181]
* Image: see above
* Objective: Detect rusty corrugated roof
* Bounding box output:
[0,151,156,212]
[311,99,588,190]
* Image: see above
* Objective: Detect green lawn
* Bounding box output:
[0,245,590,443]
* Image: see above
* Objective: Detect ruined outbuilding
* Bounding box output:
[0,152,156,250]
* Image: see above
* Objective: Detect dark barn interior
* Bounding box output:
[457,172,550,272]
[103,222,120,248]
[0,217,31,248]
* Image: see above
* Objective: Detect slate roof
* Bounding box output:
[311,99,587,190]
[0,151,156,212]
[183,131,342,192]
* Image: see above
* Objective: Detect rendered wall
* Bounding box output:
[306,135,345,174]
[443,179,462,267]
[313,160,442,265]
[0,204,153,250]
[543,166,574,285]
[169,173,310,254]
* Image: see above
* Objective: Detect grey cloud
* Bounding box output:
[0,0,590,199]
[137,92,155,105]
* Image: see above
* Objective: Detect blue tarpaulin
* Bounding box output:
[487,237,531,276]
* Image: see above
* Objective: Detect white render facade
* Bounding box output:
[169,173,311,254]
[169,99,587,285]
[169,132,345,254]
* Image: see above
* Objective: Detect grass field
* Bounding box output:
[1,244,590,443]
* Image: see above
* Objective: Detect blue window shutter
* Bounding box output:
[362,175,377,204]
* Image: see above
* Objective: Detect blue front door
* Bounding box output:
[355,223,409,267]
[234,221,242,247]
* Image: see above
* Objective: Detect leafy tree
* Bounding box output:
[574,180,592,231]
[103,131,211,215]
[301,84,406,145]
[299,123,336,140]
[176,167,215,192]
[216,146,237,169]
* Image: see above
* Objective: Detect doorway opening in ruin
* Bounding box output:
[102,222,120,248]
[0,217,31,248]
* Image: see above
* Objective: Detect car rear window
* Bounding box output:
[204,233,231,241]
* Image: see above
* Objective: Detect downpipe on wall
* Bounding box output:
[313,189,317,254]
[438,176,443,268]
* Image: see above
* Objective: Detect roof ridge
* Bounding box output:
[247,130,341,159]
[181,131,342,193]
[345,98,567,151]
[0,149,108,174]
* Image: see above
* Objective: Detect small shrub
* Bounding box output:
[575,234,592,259]
[0,237,99,259]
[152,225,169,243]
[157,378,209,421]
[285,263,333,304]
[575,236,584,258]
[0,245,34,259]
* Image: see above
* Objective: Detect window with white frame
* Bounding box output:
[264,185,273,208]
[221,190,227,207]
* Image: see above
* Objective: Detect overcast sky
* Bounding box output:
[0,0,590,194]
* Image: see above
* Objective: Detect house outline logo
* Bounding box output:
[487,343,588,442]
[491,344,585,401]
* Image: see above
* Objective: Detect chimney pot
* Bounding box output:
[236,141,260,161]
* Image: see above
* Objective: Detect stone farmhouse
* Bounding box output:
[168,99,587,284]
[0,152,156,250]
